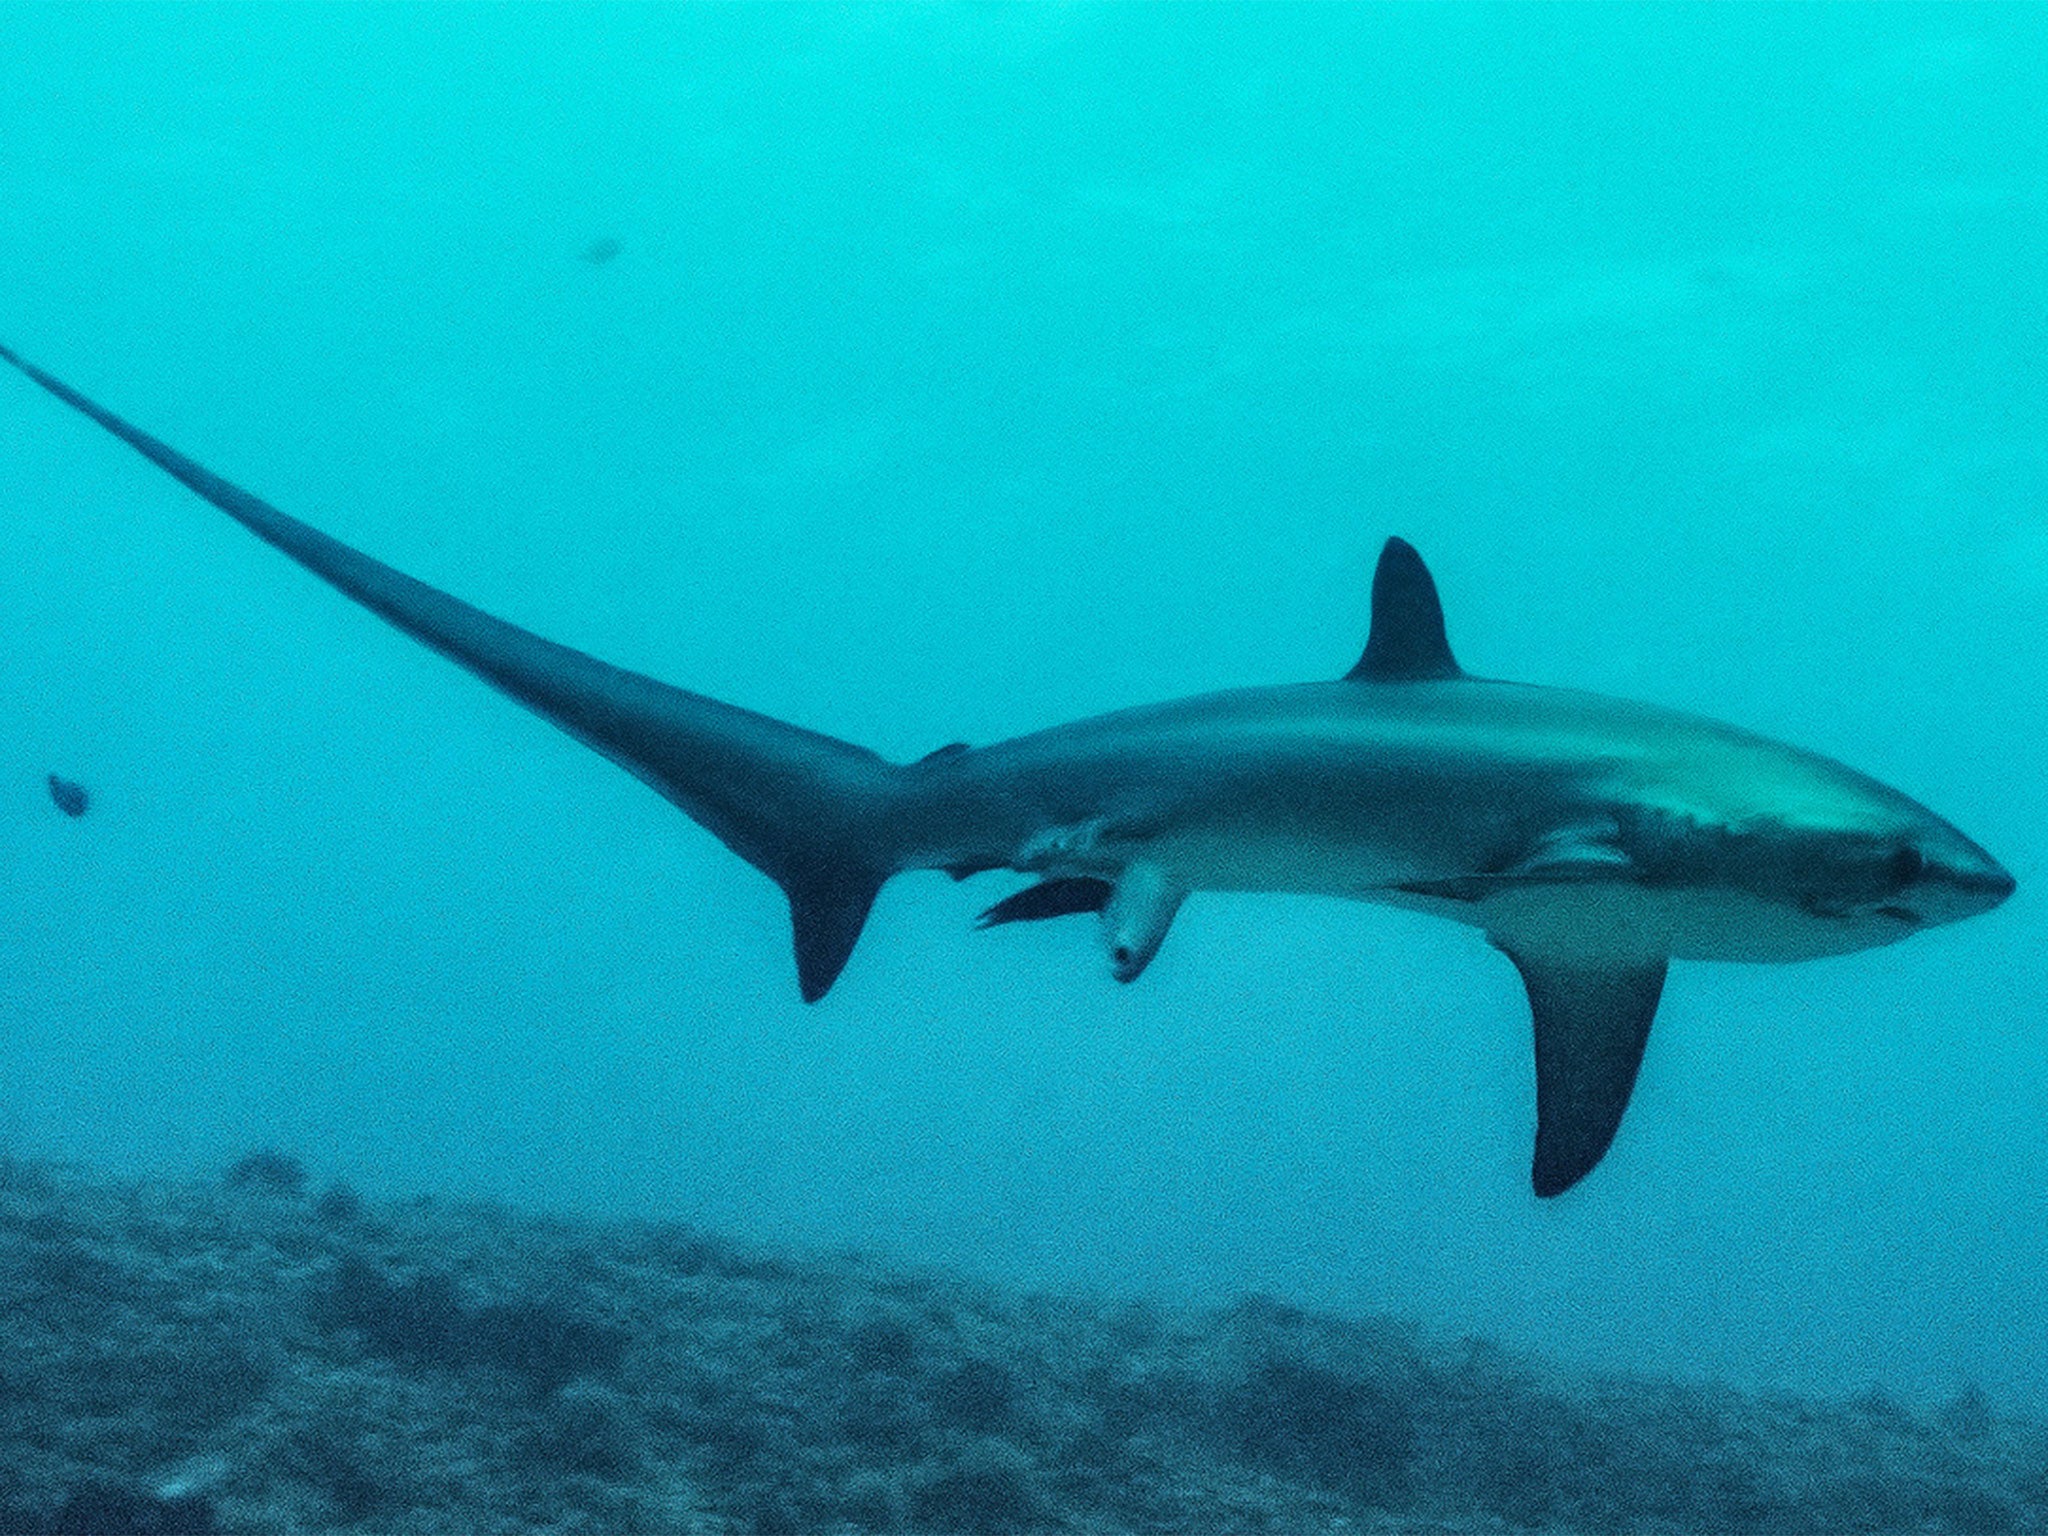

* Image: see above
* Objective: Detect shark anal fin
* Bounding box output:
[976,877,1113,928]
[1346,537,1464,683]
[1497,943,1667,1198]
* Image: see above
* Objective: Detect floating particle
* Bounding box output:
[47,774,88,817]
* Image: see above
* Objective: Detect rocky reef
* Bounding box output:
[0,1155,2041,1534]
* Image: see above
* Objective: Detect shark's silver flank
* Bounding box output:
[1,345,2013,1195]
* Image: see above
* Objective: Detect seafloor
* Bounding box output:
[0,1154,2039,1535]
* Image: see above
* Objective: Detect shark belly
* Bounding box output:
[1383,880,1888,965]
[931,724,1510,897]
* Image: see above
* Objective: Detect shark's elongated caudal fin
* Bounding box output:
[0,343,903,1001]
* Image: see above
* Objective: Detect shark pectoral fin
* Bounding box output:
[1102,862,1183,983]
[1496,943,1668,1198]
[976,877,1114,929]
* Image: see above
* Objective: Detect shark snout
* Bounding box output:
[1945,851,2016,907]
[1917,829,2016,925]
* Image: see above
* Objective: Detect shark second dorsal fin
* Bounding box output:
[1346,537,1463,682]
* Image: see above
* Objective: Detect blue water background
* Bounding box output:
[1,4,2042,1410]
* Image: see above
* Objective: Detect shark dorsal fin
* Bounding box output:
[1346,537,1463,683]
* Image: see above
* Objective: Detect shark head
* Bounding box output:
[1359,538,2014,970]
[1780,806,2014,940]
[1591,759,2016,965]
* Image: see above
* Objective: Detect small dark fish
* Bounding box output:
[47,774,88,817]
[580,237,622,266]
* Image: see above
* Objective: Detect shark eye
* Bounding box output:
[1887,846,1926,887]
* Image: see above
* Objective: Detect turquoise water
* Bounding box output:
[1,3,2041,1413]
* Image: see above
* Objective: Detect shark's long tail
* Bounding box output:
[0,343,912,1001]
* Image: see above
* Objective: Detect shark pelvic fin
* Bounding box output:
[1103,862,1182,983]
[1496,942,1667,1198]
[1346,537,1464,683]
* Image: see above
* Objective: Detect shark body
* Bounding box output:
[1,344,2014,1195]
